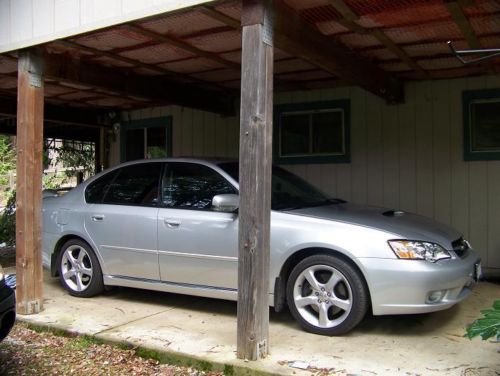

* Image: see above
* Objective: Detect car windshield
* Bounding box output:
[217,162,345,211]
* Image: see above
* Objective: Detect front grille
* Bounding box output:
[451,237,470,258]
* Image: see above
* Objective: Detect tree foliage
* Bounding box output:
[0,191,16,246]
[53,142,95,179]
[0,135,16,187]
[465,300,500,341]
[0,137,96,247]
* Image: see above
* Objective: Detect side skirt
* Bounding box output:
[103,275,275,306]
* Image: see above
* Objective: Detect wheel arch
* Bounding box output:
[50,235,96,277]
[274,247,372,313]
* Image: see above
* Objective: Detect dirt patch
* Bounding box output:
[0,323,224,376]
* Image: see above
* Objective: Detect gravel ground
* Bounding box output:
[0,323,224,376]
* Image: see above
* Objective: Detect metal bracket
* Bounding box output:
[262,7,274,46]
[448,41,500,65]
[29,72,43,88]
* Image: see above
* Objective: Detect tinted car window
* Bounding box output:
[102,163,162,206]
[85,170,118,204]
[162,163,237,210]
[218,162,334,210]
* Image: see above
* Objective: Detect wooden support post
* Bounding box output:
[96,128,104,173]
[237,0,273,361]
[16,48,44,315]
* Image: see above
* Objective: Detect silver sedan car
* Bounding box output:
[42,159,482,335]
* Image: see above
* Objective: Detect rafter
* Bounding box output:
[125,24,240,70]
[55,40,190,81]
[329,0,359,21]
[42,51,235,114]
[198,6,240,29]
[444,0,496,72]
[200,2,403,102]
[273,1,403,102]
[329,0,429,80]
[55,39,236,93]
[444,0,481,49]
[0,95,107,128]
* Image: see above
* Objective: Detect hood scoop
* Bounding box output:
[382,210,405,217]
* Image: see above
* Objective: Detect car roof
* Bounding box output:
[114,157,236,167]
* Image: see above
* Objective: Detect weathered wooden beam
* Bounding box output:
[201,1,403,103]
[237,0,273,361]
[444,0,494,72]
[370,29,429,79]
[445,1,481,49]
[41,51,235,115]
[198,6,241,29]
[329,0,429,80]
[329,0,359,21]
[126,24,240,70]
[55,40,235,94]
[56,40,177,77]
[0,95,108,128]
[273,0,403,102]
[16,48,44,315]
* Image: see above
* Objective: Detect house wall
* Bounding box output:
[0,0,214,54]
[115,75,500,271]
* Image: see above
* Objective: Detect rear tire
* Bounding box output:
[57,239,104,298]
[286,254,369,335]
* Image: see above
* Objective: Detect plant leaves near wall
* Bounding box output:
[465,300,500,341]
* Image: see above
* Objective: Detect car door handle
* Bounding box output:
[164,218,181,228]
[91,214,105,221]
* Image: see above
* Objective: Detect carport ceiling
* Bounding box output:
[0,0,499,114]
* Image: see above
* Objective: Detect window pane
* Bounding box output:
[103,163,161,206]
[280,114,309,156]
[217,162,330,210]
[471,101,500,151]
[85,170,118,204]
[162,163,237,210]
[312,111,344,154]
[147,127,167,158]
[125,129,145,161]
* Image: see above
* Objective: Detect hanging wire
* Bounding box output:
[448,41,500,65]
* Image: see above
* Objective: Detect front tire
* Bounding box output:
[286,254,369,335]
[57,239,104,298]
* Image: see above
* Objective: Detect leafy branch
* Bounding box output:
[465,300,500,341]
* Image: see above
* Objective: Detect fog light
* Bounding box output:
[427,290,445,303]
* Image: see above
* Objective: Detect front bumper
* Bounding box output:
[0,281,16,341]
[358,250,480,315]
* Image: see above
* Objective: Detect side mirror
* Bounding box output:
[212,194,239,213]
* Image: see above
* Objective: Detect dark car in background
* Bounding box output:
[0,264,15,342]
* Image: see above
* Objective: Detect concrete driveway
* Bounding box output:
[12,268,500,375]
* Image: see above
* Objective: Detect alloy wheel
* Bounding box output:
[61,245,94,292]
[292,264,353,329]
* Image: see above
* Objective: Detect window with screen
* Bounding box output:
[121,117,172,162]
[275,100,350,164]
[463,89,500,161]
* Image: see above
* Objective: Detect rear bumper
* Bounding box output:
[0,282,16,341]
[358,250,480,315]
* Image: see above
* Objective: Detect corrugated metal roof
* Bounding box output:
[1,0,499,111]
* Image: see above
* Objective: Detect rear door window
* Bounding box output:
[101,163,162,206]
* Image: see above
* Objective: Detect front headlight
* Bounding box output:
[388,240,451,262]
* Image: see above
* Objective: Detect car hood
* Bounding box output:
[286,203,461,249]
